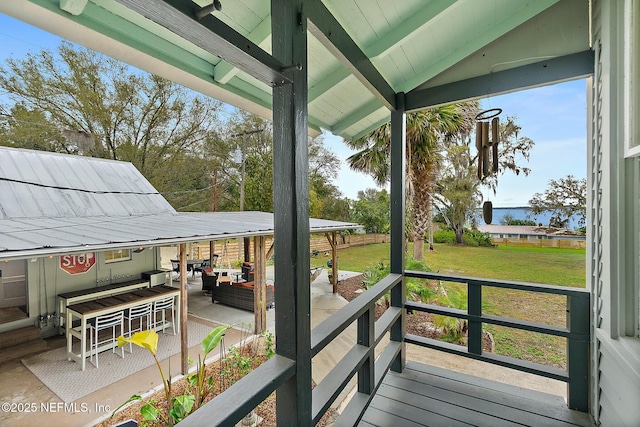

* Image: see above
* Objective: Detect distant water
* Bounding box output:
[478,206,583,229]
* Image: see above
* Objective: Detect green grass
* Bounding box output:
[329,242,587,368]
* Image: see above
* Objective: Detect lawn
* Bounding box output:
[327,242,587,368]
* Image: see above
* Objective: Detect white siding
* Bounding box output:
[590,1,640,425]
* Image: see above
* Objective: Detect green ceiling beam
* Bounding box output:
[331,99,384,135]
[305,0,396,110]
[405,50,594,111]
[308,66,350,102]
[364,0,457,59]
[113,0,291,87]
[305,1,454,108]
[348,114,391,142]
[214,18,272,84]
[399,0,559,93]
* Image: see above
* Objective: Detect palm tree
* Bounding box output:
[345,104,466,260]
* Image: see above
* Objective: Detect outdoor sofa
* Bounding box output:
[203,272,274,312]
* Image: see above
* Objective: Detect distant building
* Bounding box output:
[477,225,586,241]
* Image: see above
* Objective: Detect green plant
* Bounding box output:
[464,229,493,247]
[263,331,275,358]
[113,325,230,426]
[433,229,456,244]
[431,284,468,343]
[362,257,435,307]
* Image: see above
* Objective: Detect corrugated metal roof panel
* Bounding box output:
[0,211,359,259]
[0,146,175,219]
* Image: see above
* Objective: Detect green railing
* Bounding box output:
[179,271,589,425]
[404,270,590,412]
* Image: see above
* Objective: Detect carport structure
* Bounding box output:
[1,1,638,426]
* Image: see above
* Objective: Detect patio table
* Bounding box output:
[172,259,206,279]
[65,285,180,370]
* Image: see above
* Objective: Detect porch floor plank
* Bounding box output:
[360,361,593,427]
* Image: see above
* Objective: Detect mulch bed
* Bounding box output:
[98,337,337,427]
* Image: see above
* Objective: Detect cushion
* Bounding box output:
[234,282,254,289]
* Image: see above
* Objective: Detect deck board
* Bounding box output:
[359,361,593,427]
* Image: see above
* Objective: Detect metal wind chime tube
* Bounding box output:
[475,108,502,224]
[475,108,501,179]
[475,121,483,180]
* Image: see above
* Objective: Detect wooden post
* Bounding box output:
[209,241,215,267]
[253,235,267,334]
[390,93,406,373]
[272,0,311,423]
[179,243,188,375]
[325,231,338,293]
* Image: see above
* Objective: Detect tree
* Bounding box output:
[346,106,465,260]
[436,112,534,243]
[528,175,586,228]
[0,104,67,152]
[499,213,537,226]
[351,189,391,233]
[0,42,224,208]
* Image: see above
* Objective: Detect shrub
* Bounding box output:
[433,229,456,244]
[465,229,493,247]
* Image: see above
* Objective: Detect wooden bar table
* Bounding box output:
[57,279,150,335]
[65,285,180,370]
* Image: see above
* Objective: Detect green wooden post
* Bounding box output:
[390,93,406,373]
[271,0,311,424]
[567,293,590,412]
[468,281,482,355]
[357,307,375,394]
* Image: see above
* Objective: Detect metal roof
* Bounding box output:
[0,146,175,219]
[0,211,358,260]
[0,148,358,259]
[0,0,592,140]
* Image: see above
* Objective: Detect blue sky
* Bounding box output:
[0,14,587,207]
[325,80,587,206]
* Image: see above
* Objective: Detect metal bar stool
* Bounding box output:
[123,302,153,353]
[152,296,176,335]
[89,311,125,368]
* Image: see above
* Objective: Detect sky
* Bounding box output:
[0,14,587,207]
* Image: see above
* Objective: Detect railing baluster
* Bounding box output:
[567,293,590,412]
[357,306,375,394]
[468,280,483,355]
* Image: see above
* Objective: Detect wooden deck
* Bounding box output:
[359,362,594,427]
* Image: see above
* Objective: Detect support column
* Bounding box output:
[272,0,310,424]
[325,231,338,293]
[179,243,188,374]
[390,93,406,373]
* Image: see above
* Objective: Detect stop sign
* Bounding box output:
[60,253,96,275]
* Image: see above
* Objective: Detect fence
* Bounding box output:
[492,237,586,249]
[161,233,390,267]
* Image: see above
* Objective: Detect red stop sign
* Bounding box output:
[60,253,96,275]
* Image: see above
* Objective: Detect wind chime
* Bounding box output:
[475,108,502,224]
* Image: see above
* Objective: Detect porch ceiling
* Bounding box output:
[0,0,592,140]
